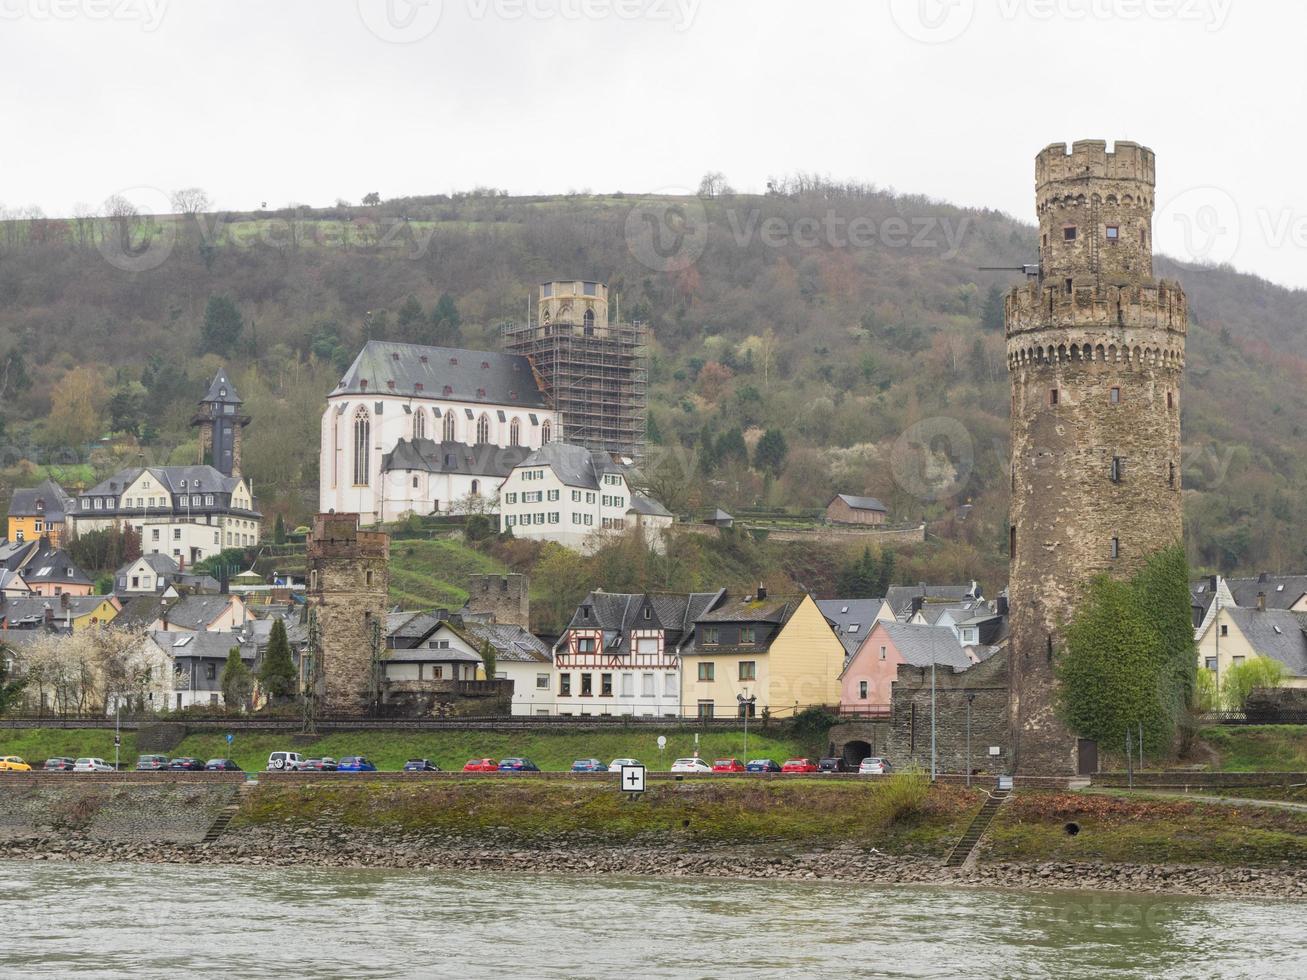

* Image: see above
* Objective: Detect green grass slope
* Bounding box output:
[386,537,511,610]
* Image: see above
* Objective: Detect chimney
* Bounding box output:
[995,595,1009,617]
[1258,572,1269,584]
[59,592,70,609]
[1208,574,1219,592]
[43,603,53,625]
[1257,591,1267,612]
[757,583,767,601]
[910,596,924,616]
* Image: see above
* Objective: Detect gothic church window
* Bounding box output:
[352,407,370,486]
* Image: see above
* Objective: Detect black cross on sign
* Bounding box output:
[626,771,639,786]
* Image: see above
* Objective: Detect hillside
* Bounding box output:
[2,183,1306,577]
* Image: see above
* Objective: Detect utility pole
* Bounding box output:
[368,614,384,715]
[930,661,937,781]
[965,692,975,788]
[737,693,756,762]
[302,608,322,735]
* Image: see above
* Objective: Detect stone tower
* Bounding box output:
[463,573,530,628]
[192,368,251,478]
[306,513,390,714]
[1006,140,1187,774]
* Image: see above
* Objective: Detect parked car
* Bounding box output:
[267,751,306,771]
[498,757,540,772]
[135,754,170,771]
[0,756,32,772]
[300,758,338,772]
[670,757,712,773]
[43,757,77,772]
[167,757,205,771]
[858,757,893,775]
[745,759,781,773]
[570,758,606,773]
[73,758,113,773]
[463,758,499,772]
[204,759,243,772]
[711,758,746,773]
[818,757,850,773]
[781,758,819,773]
[336,756,377,772]
[607,758,641,772]
[403,759,441,772]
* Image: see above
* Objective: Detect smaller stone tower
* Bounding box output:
[306,513,390,714]
[463,573,530,628]
[192,369,251,478]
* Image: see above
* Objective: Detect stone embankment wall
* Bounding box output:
[0,777,237,842]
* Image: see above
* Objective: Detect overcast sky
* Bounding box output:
[4,0,1305,288]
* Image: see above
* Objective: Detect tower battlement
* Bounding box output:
[1036,140,1154,189]
[1005,279,1188,341]
[307,513,390,561]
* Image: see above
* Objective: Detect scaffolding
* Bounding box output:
[501,315,649,459]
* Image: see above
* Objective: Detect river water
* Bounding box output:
[0,862,1300,978]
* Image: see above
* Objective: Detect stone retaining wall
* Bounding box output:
[1094,771,1307,789]
[0,782,235,842]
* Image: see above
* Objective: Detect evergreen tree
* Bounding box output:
[430,293,463,346]
[479,637,497,680]
[257,619,296,704]
[836,547,881,596]
[715,427,748,466]
[876,548,896,595]
[0,647,27,716]
[221,648,254,712]
[396,295,426,343]
[646,412,663,446]
[273,514,286,544]
[753,428,789,475]
[981,284,1005,332]
[697,423,718,472]
[200,295,243,355]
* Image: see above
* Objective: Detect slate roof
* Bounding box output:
[815,598,885,659]
[151,630,257,662]
[563,590,724,652]
[381,438,532,477]
[464,622,552,664]
[1224,607,1307,676]
[117,553,180,579]
[831,493,887,512]
[115,595,170,629]
[86,464,243,498]
[0,540,38,572]
[155,595,240,631]
[200,368,243,405]
[1225,576,1307,611]
[387,611,449,649]
[333,341,548,408]
[881,621,973,672]
[517,441,625,490]
[8,480,74,521]
[0,595,115,626]
[627,494,672,518]
[20,546,93,587]
[884,583,982,619]
[696,595,799,625]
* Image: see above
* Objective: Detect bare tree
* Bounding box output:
[72,201,98,248]
[170,187,210,215]
[697,172,733,198]
[103,193,139,254]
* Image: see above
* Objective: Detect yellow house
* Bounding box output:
[0,594,121,632]
[1196,602,1307,690]
[679,592,844,719]
[6,480,75,547]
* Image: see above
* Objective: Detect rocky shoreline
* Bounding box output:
[1,828,1303,900]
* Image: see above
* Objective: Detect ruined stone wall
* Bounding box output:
[886,650,1010,774]
[464,573,530,628]
[1007,140,1185,774]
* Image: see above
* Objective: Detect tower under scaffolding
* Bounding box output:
[501,279,648,459]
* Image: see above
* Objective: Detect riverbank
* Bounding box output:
[1,829,1304,901]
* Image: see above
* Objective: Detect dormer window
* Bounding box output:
[443,385,453,396]
[449,357,458,365]
[477,388,486,398]
[360,379,368,391]
[481,361,490,370]
[392,352,400,361]
[387,380,396,390]
[643,607,651,620]
[420,355,428,364]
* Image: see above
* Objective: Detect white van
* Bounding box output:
[266,751,306,771]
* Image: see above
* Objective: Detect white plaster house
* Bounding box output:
[497,442,671,553]
[319,341,561,524]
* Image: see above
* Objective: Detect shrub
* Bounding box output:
[1222,656,1288,710]
[875,767,930,824]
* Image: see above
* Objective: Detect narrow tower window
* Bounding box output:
[1110,537,1120,560]
[1167,391,1175,410]
[1106,225,1119,242]
[1064,278,1073,295]
[1063,226,1077,242]
[1110,456,1124,483]
[1009,525,1017,559]
[1169,461,1176,488]
[1049,388,1059,406]
[1110,386,1121,404]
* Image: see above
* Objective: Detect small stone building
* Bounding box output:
[826,494,888,526]
[462,573,530,628]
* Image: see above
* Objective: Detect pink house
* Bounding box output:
[839,620,973,711]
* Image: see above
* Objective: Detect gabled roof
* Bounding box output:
[696,594,798,625]
[884,582,981,619]
[200,368,242,405]
[333,341,548,408]
[464,621,552,664]
[0,595,116,626]
[8,480,74,521]
[381,438,532,477]
[0,540,39,572]
[115,595,171,629]
[627,494,672,518]
[815,598,886,659]
[1221,607,1307,677]
[1225,575,1307,611]
[117,553,180,579]
[156,595,240,631]
[85,465,244,498]
[516,441,625,491]
[20,546,93,587]
[564,590,724,651]
[830,493,887,512]
[150,630,256,662]
[880,621,973,672]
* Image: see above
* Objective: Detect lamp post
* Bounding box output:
[965,692,976,788]
[737,693,756,762]
[930,661,937,782]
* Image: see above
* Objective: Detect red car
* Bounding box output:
[711,758,746,773]
[462,758,499,772]
[781,758,819,773]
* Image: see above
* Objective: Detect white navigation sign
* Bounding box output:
[619,763,646,794]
